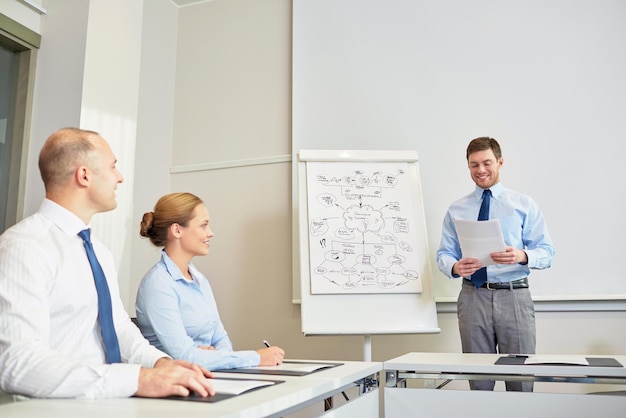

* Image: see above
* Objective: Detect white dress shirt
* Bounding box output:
[0,199,167,399]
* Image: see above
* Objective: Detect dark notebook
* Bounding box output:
[496,355,623,367]
[138,377,284,403]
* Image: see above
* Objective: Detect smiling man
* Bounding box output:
[436,136,555,392]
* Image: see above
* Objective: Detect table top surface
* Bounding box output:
[383,352,626,378]
[0,360,382,418]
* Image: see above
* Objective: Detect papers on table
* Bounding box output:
[524,355,589,366]
[215,360,344,376]
[453,219,506,266]
[243,362,336,373]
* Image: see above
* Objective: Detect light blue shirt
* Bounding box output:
[437,182,555,283]
[135,251,260,370]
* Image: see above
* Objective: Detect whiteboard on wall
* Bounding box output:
[292,0,626,304]
[298,150,439,335]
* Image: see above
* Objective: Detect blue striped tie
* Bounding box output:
[78,229,121,363]
[471,189,491,287]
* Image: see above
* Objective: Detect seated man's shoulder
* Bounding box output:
[0,213,53,247]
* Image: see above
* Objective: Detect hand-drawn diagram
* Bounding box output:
[306,161,424,294]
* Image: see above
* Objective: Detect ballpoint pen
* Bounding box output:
[263,340,271,348]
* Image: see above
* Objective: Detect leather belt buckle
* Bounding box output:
[486,281,498,290]
[485,278,528,290]
[463,278,528,290]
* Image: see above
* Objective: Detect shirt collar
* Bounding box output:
[474,182,503,201]
[38,198,90,237]
[160,249,200,284]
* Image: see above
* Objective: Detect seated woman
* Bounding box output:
[135,192,285,370]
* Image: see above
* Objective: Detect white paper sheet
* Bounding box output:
[524,355,590,366]
[453,219,506,266]
[239,361,336,373]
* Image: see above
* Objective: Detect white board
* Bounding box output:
[292,0,626,304]
[298,150,439,335]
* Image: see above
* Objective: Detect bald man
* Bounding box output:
[0,127,214,401]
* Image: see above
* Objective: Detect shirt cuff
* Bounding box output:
[100,363,141,398]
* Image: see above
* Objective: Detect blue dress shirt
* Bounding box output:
[436,182,555,283]
[135,251,260,370]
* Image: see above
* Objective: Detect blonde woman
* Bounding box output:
[136,192,285,370]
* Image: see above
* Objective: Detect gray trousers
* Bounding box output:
[457,281,536,391]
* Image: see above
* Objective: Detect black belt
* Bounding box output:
[463,277,528,290]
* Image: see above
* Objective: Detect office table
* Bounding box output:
[384,352,626,418]
[0,360,381,418]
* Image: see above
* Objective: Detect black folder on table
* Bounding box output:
[147,377,284,403]
[496,355,623,367]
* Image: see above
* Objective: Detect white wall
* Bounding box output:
[129,0,178,311]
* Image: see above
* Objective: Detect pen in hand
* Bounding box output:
[260,339,286,366]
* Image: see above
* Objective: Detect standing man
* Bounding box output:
[436,136,555,392]
[0,127,214,401]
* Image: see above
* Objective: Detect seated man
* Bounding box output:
[0,128,214,401]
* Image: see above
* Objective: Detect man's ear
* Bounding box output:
[76,166,90,187]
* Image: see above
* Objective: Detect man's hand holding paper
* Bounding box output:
[490,246,529,265]
[453,219,507,266]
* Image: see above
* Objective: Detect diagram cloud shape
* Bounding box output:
[343,204,385,233]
